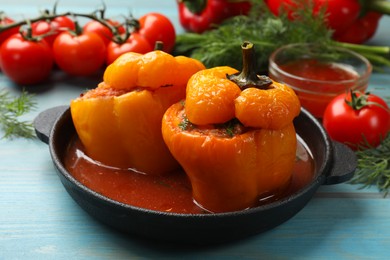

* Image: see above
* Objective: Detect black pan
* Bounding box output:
[34,106,356,244]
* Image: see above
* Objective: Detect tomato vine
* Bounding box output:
[0,2,176,84]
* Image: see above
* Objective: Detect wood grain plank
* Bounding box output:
[1,2,390,259]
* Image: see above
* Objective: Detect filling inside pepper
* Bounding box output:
[178,107,247,138]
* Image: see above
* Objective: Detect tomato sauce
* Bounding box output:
[64,137,315,214]
[270,59,364,118]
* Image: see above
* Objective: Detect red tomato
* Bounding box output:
[83,19,125,46]
[0,15,20,71]
[138,13,176,53]
[0,33,53,85]
[266,0,361,36]
[0,16,19,46]
[323,91,390,150]
[106,33,153,65]
[52,31,106,76]
[32,16,75,46]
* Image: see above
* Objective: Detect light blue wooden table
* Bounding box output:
[1,1,390,259]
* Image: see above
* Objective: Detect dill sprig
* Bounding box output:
[0,89,37,139]
[215,118,243,138]
[174,0,390,71]
[178,116,193,131]
[350,134,390,197]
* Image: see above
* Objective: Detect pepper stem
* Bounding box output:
[154,41,164,51]
[367,0,390,15]
[181,0,207,14]
[227,41,272,90]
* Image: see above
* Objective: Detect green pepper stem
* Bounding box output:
[227,41,272,90]
[154,41,164,51]
[334,41,390,55]
[180,0,207,14]
[367,0,390,15]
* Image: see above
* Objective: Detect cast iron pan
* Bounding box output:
[34,106,356,244]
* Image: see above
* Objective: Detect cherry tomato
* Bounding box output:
[266,0,361,36]
[83,19,125,46]
[0,15,19,46]
[0,15,20,71]
[52,31,106,76]
[106,32,153,65]
[0,33,53,85]
[138,13,176,53]
[323,91,390,150]
[32,16,75,46]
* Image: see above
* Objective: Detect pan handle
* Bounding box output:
[323,141,357,185]
[34,106,69,145]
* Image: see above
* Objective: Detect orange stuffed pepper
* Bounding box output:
[70,50,205,175]
[162,42,301,212]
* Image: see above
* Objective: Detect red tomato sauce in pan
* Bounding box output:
[64,137,315,214]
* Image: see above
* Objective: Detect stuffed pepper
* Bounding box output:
[70,50,205,175]
[162,42,301,212]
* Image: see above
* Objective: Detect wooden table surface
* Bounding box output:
[1,1,390,259]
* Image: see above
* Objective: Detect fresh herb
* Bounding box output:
[178,114,244,138]
[0,89,37,139]
[178,116,193,131]
[225,123,235,138]
[350,134,390,197]
[215,118,243,138]
[174,0,390,71]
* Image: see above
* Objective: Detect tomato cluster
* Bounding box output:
[0,12,175,85]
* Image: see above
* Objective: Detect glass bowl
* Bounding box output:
[268,43,372,118]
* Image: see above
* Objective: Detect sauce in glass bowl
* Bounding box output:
[269,43,372,118]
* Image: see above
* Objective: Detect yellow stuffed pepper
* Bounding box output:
[70,50,205,175]
[162,42,301,212]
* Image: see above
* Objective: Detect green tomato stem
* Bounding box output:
[0,7,138,44]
